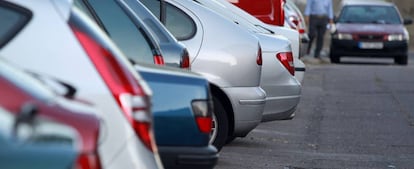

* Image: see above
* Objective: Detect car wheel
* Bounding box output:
[210,96,229,151]
[329,51,340,63]
[395,55,408,65]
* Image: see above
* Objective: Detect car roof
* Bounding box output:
[341,0,394,7]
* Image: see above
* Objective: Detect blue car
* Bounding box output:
[136,63,218,169]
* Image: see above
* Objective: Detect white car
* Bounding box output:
[140,0,266,150]
[0,0,163,168]
[193,0,301,121]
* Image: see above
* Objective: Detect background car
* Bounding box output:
[222,0,307,83]
[193,0,301,121]
[330,0,412,65]
[284,0,309,58]
[141,0,266,150]
[0,0,163,168]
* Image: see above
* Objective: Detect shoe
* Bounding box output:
[306,57,322,64]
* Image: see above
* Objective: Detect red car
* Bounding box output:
[0,60,102,169]
[330,0,412,64]
[229,0,285,26]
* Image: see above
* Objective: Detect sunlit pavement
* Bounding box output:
[215,52,414,169]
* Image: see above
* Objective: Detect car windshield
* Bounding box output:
[338,5,401,24]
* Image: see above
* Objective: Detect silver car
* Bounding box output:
[140,0,266,150]
[193,0,301,121]
[221,0,306,83]
[0,0,163,168]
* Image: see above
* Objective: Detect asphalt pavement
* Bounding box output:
[215,53,414,169]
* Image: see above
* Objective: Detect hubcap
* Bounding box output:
[209,112,218,144]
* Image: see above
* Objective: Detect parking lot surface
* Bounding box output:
[216,55,414,169]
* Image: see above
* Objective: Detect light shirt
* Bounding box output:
[304,0,334,19]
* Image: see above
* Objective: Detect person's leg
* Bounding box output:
[307,16,317,55]
[314,18,328,58]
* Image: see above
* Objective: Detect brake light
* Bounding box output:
[257,45,263,66]
[153,54,165,65]
[276,52,295,76]
[76,153,102,169]
[192,100,212,134]
[71,25,155,152]
[288,16,299,30]
[180,49,191,69]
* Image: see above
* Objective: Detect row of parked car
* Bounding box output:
[0,0,307,168]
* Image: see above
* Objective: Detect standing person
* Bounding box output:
[304,0,334,61]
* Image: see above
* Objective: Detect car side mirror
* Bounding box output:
[403,18,413,25]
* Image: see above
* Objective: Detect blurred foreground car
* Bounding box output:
[193,0,301,121]
[0,59,102,169]
[0,107,79,169]
[330,0,412,65]
[0,0,163,168]
[74,0,218,168]
[141,0,266,150]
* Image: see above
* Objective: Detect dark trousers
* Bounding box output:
[308,15,329,58]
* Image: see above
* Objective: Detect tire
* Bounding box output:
[329,46,340,63]
[210,96,229,151]
[395,55,408,65]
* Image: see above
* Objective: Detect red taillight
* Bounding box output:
[71,26,155,152]
[192,100,212,134]
[257,45,263,66]
[180,49,191,69]
[154,55,165,65]
[298,29,306,34]
[288,16,299,30]
[276,52,295,76]
[76,153,102,169]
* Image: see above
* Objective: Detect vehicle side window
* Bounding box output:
[140,0,196,40]
[0,2,31,49]
[86,0,155,64]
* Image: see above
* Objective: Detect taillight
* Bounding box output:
[75,153,102,169]
[192,100,212,134]
[71,25,155,152]
[257,45,263,66]
[276,52,295,76]
[288,16,299,30]
[180,49,191,69]
[153,54,165,65]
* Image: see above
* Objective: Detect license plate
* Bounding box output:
[358,42,383,49]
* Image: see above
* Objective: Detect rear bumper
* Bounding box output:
[330,39,408,57]
[159,145,218,169]
[222,86,266,137]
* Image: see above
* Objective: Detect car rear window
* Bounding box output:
[0,1,32,49]
[80,0,156,64]
[140,0,196,40]
[338,5,401,24]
